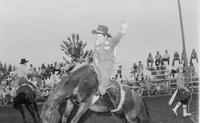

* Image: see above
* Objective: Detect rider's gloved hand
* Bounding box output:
[120,21,130,34]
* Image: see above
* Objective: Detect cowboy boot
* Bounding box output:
[172,102,181,116]
[183,105,191,117]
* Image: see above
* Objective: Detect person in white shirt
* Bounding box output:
[162,50,170,65]
[190,49,198,64]
[155,51,162,66]
[14,58,36,92]
[147,53,154,67]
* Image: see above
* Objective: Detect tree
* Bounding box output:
[0,62,6,73]
[60,33,93,71]
[8,64,12,72]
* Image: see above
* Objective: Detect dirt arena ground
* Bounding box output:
[0,94,198,123]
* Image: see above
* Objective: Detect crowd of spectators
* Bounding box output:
[0,62,72,106]
[26,62,68,81]
[119,49,199,85]
[146,49,198,67]
[0,49,199,105]
[115,49,198,96]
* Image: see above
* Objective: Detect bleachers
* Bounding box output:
[126,64,199,97]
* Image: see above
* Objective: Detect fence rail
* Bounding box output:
[126,75,199,97]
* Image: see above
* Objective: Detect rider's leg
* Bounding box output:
[95,60,115,95]
[97,68,112,96]
[62,99,74,123]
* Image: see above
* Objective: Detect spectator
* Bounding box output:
[88,56,94,64]
[37,67,41,77]
[172,51,180,66]
[147,53,154,67]
[28,64,34,71]
[32,67,38,78]
[50,64,55,74]
[189,62,195,76]
[41,64,46,70]
[190,49,198,64]
[137,61,144,77]
[162,50,170,65]
[155,51,162,66]
[130,63,138,77]
[167,65,177,78]
[115,65,122,80]
[45,64,51,79]
[41,64,46,80]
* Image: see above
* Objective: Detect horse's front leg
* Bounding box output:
[70,99,92,123]
[19,105,28,123]
[62,99,74,123]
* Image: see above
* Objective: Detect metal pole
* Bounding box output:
[177,0,190,85]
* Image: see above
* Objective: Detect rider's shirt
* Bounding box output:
[14,64,30,79]
[93,32,124,88]
[93,32,123,66]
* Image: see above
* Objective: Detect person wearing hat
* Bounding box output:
[130,63,138,77]
[14,58,30,79]
[115,65,123,80]
[13,58,36,94]
[137,61,143,78]
[92,21,130,96]
[168,66,191,117]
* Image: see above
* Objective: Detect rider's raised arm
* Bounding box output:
[111,21,130,47]
[111,32,124,47]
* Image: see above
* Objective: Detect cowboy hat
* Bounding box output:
[20,58,29,64]
[92,25,111,37]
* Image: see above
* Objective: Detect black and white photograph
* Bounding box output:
[0,0,199,123]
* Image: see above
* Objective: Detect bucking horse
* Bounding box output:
[41,64,152,123]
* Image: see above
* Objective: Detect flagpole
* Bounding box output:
[177,0,190,84]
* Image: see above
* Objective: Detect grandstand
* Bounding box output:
[115,58,199,97]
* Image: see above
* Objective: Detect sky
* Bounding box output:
[0,0,199,70]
